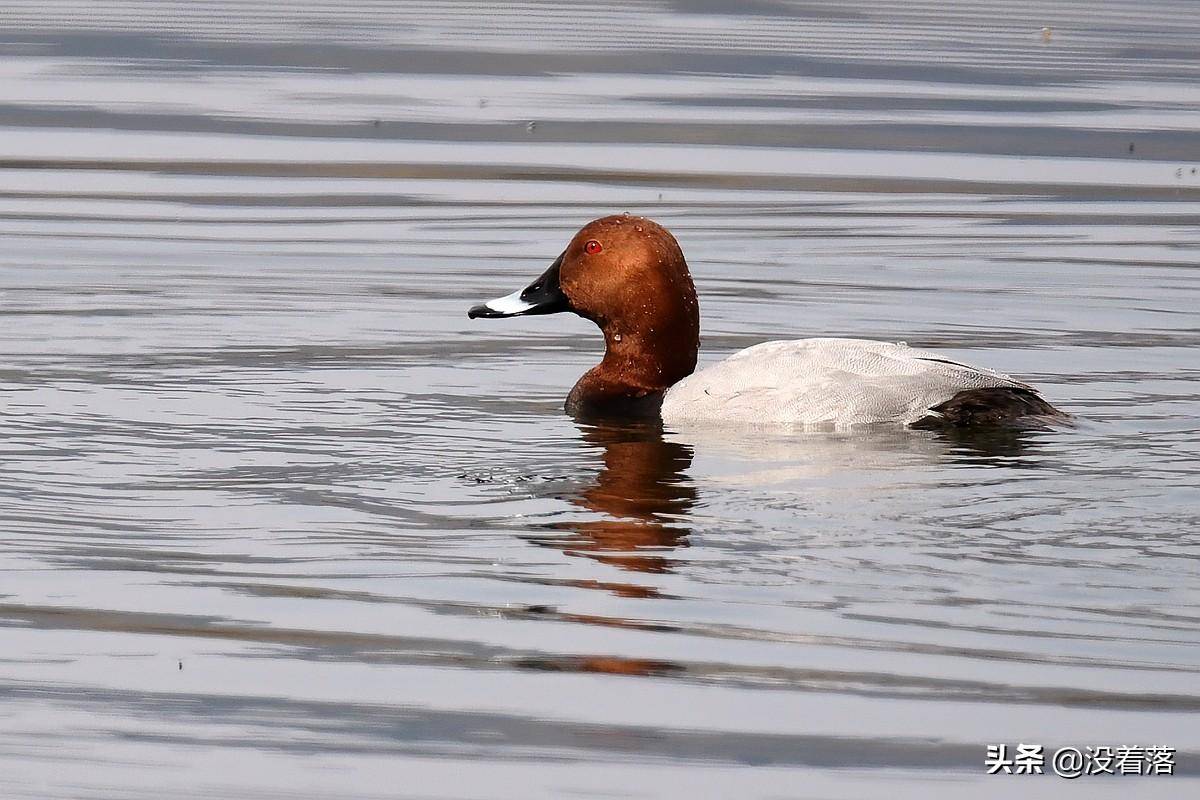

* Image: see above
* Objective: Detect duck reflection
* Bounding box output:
[527,418,695,585]
[520,415,1049,601]
[934,423,1053,466]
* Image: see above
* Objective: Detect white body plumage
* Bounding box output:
[660,338,1031,428]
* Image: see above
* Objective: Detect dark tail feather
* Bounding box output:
[911,387,1068,429]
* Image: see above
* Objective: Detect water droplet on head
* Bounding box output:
[613,333,622,342]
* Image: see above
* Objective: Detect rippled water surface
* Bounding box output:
[2,2,1199,798]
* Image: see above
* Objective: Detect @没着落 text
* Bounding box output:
[985,744,1175,778]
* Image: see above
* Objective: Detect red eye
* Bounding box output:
[584,240,602,255]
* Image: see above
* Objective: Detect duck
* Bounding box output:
[468,215,1066,428]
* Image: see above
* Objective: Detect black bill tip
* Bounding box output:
[468,303,504,319]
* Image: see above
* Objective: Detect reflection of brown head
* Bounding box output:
[469,215,700,417]
[577,423,695,523]
[529,422,695,585]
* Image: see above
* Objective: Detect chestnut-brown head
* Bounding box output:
[468,215,700,417]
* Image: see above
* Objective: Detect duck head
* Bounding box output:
[469,215,700,417]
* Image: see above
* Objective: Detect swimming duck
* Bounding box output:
[468,215,1065,428]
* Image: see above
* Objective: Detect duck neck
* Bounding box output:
[566,317,698,418]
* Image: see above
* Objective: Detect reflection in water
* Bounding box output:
[934,424,1051,467]
[527,420,695,584]
[656,421,1050,492]
[525,415,1047,596]
[516,420,695,675]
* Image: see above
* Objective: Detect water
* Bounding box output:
[2,1,1199,797]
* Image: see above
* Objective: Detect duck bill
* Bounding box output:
[468,254,570,319]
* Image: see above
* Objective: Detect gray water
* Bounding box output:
[2,2,1199,798]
